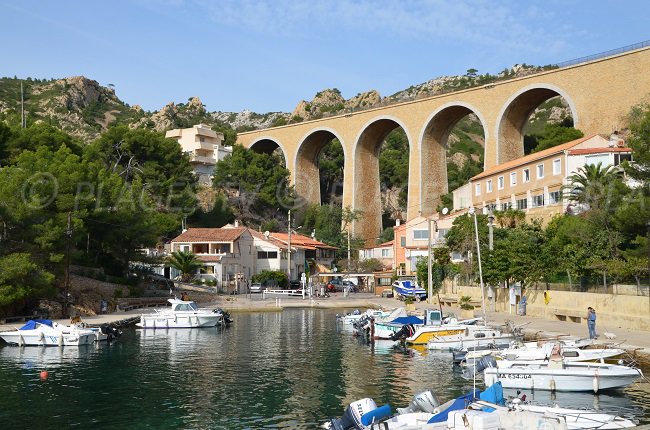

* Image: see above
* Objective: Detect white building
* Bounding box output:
[165,124,232,184]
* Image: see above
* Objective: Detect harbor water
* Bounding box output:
[0,308,648,429]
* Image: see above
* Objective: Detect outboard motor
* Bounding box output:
[396,390,440,415]
[213,308,233,325]
[462,356,497,379]
[328,398,385,430]
[99,324,122,342]
[389,324,415,342]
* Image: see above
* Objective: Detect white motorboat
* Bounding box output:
[136,298,225,329]
[392,279,427,301]
[484,359,643,392]
[394,315,486,346]
[0,319,95,346]
[503,400,637,429]
[499,342,625,363]
[337,308,396,326]
[326,382,637,430]
[426,325,514,351]
[462,341,624,367]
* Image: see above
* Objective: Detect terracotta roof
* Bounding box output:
[270,232,337,249]
[471,134,598,181]
[249,230,289,249]
[568,147,631,155]
[171,227,247,243]
[378,240,394,247]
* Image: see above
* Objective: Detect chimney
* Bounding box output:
[395,219,401,227]
[234,220,239,227]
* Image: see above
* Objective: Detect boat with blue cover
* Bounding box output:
[0,319,95,346]
[392,279,427,301]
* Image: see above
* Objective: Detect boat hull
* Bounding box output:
[136,313,222,329]
[484,362,643,392]
[0,330,95,346]
[427,333,514,351]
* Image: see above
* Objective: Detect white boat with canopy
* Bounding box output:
[136,298,225,329]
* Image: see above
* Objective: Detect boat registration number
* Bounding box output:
[498,373,531,379]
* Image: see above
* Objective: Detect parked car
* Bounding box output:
[289,280,301,290]
[250,283,266,293]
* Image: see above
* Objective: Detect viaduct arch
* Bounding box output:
[239,46,650,243]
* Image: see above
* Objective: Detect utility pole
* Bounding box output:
[20,81,25,129]
[287,210,292,284]
[64,212,73,318]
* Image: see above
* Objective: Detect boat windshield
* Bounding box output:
[174,302,199,312]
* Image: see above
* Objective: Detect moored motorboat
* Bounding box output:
[392,279,427,301]
[0,319,95,346]
[426,325,514,351]
[136,298,225,329]
[483,359,643,392]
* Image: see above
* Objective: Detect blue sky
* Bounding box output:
[1,0,649,114]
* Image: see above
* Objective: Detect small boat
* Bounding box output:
[325,382,636,429]
[337,308,395,326]
[426,325,514,351]
[392,279,427,301]
[483,359,643,392]
[0,319,95,346]
[393,315,486,346]
[136,298,226,329]
[498,342,625,363]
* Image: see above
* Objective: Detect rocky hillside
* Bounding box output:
[0,63,569,144]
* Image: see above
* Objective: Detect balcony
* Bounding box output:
[188,153,216,165]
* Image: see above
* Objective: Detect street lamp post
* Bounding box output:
[487,211,495,311]
[288,210,292,284]
[469,207,487,320]
[427,218,437,304]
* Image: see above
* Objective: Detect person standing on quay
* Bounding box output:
[587,307,598,339]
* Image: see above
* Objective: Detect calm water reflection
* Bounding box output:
[0,309,648,429]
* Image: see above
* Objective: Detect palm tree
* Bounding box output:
[566,162,624,212]
[167,251,201,282]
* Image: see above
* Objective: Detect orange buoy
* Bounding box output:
[40,370,49,381]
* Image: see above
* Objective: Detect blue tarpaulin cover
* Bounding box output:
[390,316,424,325]
[479,382,504,405]
[427,390,479,424]
[19,320,53,330]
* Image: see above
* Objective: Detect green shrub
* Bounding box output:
[459,296,474,310]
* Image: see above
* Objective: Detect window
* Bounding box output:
[501,202,512,211]
[614,153,632,166]
[475,183,481,196]
[381,249,390,257]
[180,245,190,252]
[536,163,544,179]
[585,154,610,167]
[486,180,493,193]
[523,169,530,183]
[516,198,528,210]
[532,194,545,207]
[257,251,278,259]
[549,190,561,204]
[413,230,429,240]
[437,228,449,239]
[400,236,406,247]
[553,158,561,175]
[510,172,517,186]
[498,176,504,190]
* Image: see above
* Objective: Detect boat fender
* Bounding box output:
[39,331,45,345]
[550,378,556,392]
[18,334,24,347]
[360,404,392,426]
[593,370,599,393]
[58,334,63,347]
[40,370,49,381]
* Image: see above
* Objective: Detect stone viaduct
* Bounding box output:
[237,45,650,243]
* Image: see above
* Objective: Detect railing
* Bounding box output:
[263,289,305,299]
[250,40,650,131]
[188,153,216,164]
